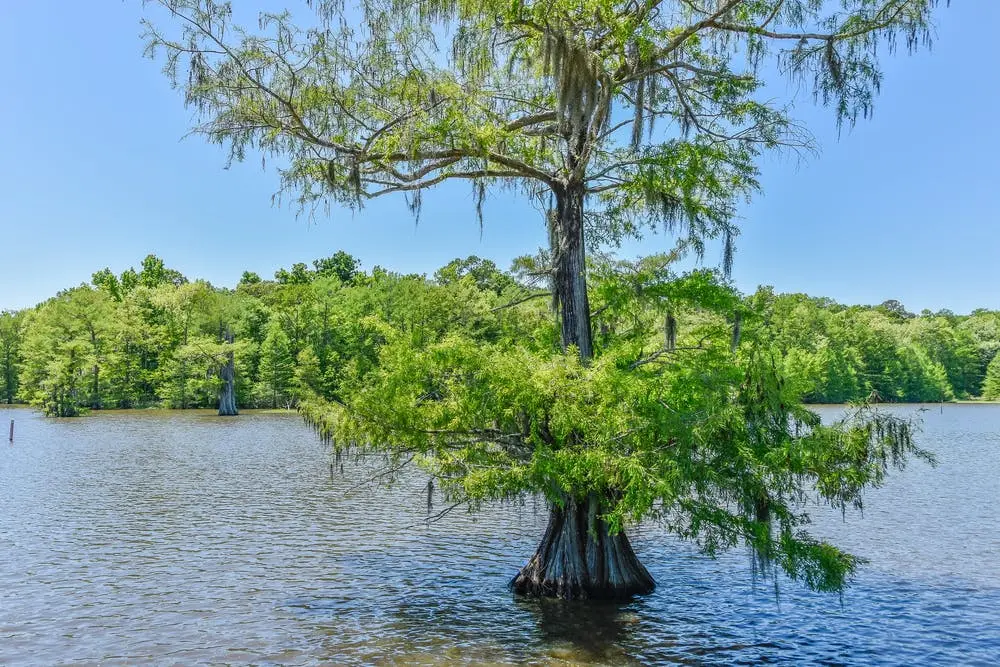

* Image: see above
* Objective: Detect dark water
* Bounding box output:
[0,404,997,665]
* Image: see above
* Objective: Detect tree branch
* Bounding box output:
[489,291,552,312]
[364,169,524,198]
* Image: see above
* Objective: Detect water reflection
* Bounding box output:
[520,598,641,664]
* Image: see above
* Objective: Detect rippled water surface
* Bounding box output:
[1,404,998,665]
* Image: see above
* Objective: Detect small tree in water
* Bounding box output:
[145,0,943,598]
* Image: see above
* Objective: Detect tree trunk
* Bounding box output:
[4,350,12,404]
[511,494,655,600]
[552,184,593,360]
[91,365,101,410]
[511,174,656,599]
[513,183,655,598]
[90,329,101,410]
[218,326,238,416]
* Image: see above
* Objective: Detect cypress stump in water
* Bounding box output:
[511,494,655,600]
[218,326,238,416]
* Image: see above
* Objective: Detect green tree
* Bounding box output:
[0,311,24,404]
[274,262,313,285]
[905,316,977,397]
[145,0,940,358]
[239,270,262,286]
[982,354,1000,400]
[139,254,188,288]
[878,299,914,320]
[71,288,114,409]
[92,268,124,302]
[434,256,516,295]
[101,295,151,408]
[233,293,270,405]
[313,251,361,284]
[960,311,1000,396]
[293,345,322,399]
[147,0,943,599]
[19,289,112,416]
[156,281,217,407]
[753,291,865,403]
[120,267,140,294]
[305,262,931,598]
[258,317,295,408]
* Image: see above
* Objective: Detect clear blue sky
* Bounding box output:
[1,2,996,313]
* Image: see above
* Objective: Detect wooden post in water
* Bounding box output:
[8,419,12,442]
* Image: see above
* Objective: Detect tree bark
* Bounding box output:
[552,184,594,360]
[89,328,101,410]
[4,350,13,404]
[511,494,655,600]
[218,326,238,416]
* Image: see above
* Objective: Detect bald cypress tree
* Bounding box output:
[146,0,943,598]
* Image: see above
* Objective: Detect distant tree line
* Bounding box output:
[754,291,1000,403]
[1,253,998,415]
[0,252,510,415]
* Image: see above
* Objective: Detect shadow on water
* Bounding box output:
[516,596,644,664]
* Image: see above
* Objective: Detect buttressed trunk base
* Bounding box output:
[511,495,655,600]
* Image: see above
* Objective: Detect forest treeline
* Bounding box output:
[2,252,999,415]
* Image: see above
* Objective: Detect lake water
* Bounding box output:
[0,404,997,665]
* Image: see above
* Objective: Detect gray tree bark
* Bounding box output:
[552,183,593,360]
[511,494,655,600]
[218,326,238,416]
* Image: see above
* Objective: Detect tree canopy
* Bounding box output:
[144,0,940,236]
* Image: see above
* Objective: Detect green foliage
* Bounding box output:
[160,334,222,408]
[0,311,25,404]
[257,317,294,408]
[749,291,992,404]
[434,256,515,295]
[139,254,187,288]
[92,268,123,302]
[313,251,361,284]
[275,263,313,285]
[239,270,262,286]
[7,257,999,416]
[5,251,509,414]
[982,355,1000,400]
[120,268,140,293]
[294,346,322,399]
[19,288,112,416]
[304,258,932,593]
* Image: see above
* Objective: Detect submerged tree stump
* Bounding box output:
[511,495,655,600]
[218,326,238,416]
